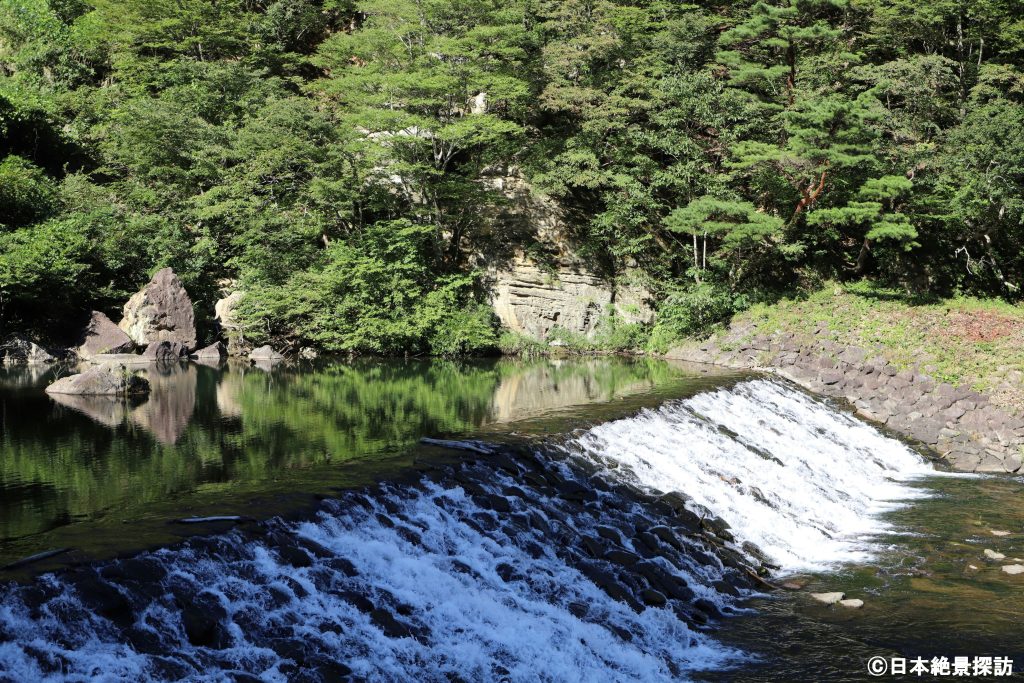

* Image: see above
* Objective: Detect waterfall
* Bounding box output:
[0,379,938,681]
[570,379,936,571]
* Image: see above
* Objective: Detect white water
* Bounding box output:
[570,379,937,572]
[0,378,944,681]
[0,474,746,682]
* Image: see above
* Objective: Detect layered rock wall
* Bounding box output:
[482,173,654,341]
[489,259,653,340]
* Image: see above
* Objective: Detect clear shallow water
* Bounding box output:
[2,360,1023,681]
[701,470,1024,682]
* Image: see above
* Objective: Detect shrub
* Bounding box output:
[648,283,738,352]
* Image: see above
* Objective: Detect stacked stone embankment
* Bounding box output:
[668,323,1024,474]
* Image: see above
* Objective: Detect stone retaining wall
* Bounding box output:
[667,324,1024,474]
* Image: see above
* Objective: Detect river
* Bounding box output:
[0,358,1021,681]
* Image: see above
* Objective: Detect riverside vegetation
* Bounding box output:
[1,0,1023,355]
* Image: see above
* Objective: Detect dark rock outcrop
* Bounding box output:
[142,341,189,362]
[77,311,135,358]
[45,363,150,396]
[120,268,197,350]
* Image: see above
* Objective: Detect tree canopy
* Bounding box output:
[1,0,1022,351]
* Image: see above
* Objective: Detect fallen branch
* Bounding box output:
[419,438,496,455]
[1,547,73,571]
[173,515,255,525]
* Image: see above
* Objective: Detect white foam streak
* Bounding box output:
[573,379,936,572]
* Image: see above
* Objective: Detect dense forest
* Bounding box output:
[1,0,1022,355]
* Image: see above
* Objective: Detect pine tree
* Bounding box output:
[665,195,784,283]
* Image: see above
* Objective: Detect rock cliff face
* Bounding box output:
[489,259,653,340]
[214,289,246,355]
[482,173,654,340]
[119,268,197,350]
[668,323,1024,474]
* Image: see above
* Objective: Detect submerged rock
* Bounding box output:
[810,592,845,604]
[120,268,197,350]
[45,363,150,396]
[77,311,135,358]
[984,549,1006,560]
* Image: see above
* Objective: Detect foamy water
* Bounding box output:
[0,378,941,681]
[570,379,936,571]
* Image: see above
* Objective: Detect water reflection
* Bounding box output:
[129,363,197,444]
[0,356,724,566]
[47,362,196,443]
[47,393,141,428]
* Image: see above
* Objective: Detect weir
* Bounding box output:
[0,379,942,681]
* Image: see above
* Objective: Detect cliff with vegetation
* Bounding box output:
[1,1,1023,355]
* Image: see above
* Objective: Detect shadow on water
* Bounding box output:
[0,356,741,574]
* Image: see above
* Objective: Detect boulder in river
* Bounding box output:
[838,598,864,608]
[45,362,150,396]
[249,345,284,361]
[142,340,189,362]
[2,337,55,365]
[77,311,135,358]
[191,342,226,361]
[984,549,1006,560]
[120,268,197,350]
[1001,564,1024,575]
[810,592,845,604]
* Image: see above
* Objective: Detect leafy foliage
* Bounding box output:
[0,0,1023,351]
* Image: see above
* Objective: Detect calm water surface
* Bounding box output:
[0,357,734,572]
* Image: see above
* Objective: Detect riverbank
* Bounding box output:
[667,285,1024,473]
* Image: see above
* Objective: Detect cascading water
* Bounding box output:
[567,379,939,572]
[0,379,939,682]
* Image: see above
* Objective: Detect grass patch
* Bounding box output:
[732,282,1024,403]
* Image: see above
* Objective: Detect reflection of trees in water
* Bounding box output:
[0,358,684,547]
